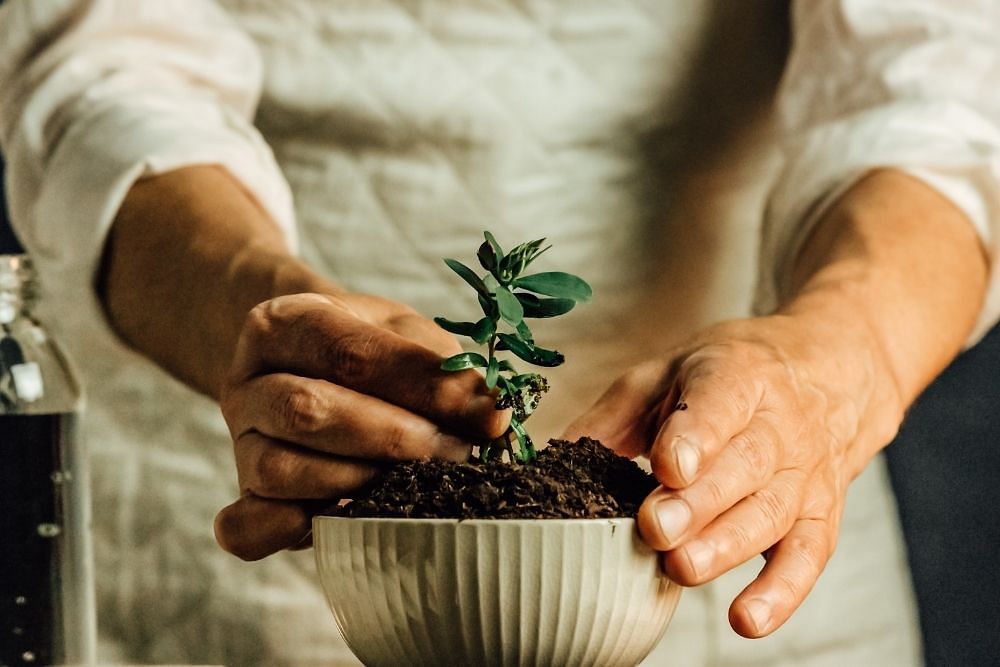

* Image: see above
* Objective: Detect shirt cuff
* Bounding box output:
[8,96,295,342]
[755,100,1000,345]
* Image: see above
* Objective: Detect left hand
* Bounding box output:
[565,314,903,638]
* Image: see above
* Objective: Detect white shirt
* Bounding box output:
[2,1,998,665]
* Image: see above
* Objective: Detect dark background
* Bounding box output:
[0,156,22,253]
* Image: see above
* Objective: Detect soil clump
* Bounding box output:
[334,437,657,520]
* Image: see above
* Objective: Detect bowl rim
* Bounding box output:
[313,516,638,527]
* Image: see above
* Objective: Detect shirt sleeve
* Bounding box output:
[0,0,296,327]
[755,0,1000,343]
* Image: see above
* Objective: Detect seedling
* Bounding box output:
[436,232,591,463]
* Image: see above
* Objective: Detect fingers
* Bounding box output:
[729,518,833,638]
[382,310,462,358]
[229,294,508,439]
[234,431,383,500]
[658,471,805,587]
[223,373,473,462]
[215,493,313,561]
[650,356,761,488]
[638,420,780,550]
[562,360,673,457]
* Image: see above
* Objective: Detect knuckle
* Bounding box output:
[784,529,830,570]
[276,384,327,435]
[328,331,381,386]
[381,421,418,461]
[720,520,756,556]
[696,475,730,510]
[750,487,791,533]
[773,571,805,606]
[731,431,775,479]
[244,301,276,340]
[248,445,293,498]
[616,359,668,397]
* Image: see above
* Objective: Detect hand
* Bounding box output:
[565,315,903,638]
[214,292,509,560]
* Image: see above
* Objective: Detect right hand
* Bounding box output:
[214,292,509,560]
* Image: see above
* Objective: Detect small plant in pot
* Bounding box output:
[313,233,682,667]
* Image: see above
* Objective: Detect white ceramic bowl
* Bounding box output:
[313,516,682,667]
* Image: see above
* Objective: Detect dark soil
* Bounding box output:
[331,437,658,520]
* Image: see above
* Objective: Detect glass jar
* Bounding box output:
[0,255,96,666]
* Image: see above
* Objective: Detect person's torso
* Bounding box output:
[48,5,917,666]
[225,0,788,436]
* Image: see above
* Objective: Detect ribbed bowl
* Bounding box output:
[313,517,681,667]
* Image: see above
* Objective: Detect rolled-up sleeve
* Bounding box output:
[755,0,1000,342]
[0,0,295,325]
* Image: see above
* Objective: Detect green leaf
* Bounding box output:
[495,285,524,327]
[498,360,518,373]
[478,293,499,319]
[477,240,498,274]
[434,317,495,344]
[444,258,490,299]
[510,418,536,463]
[496,333,565,367]
[441,352,488,371]
[485,356,499,389]
[515,293,576,318]
[484,231,505,256]
[515,319,534,345]
[514,271,592,302]
[471,317,496,345]
[478,231,505,276]
[435,317,475,336]
[499,238,550,281]
[496,374,514,395]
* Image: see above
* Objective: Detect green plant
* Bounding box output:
[436,231,592,463]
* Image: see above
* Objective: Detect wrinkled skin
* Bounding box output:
[565,315,903,638]
[105,167,984,640]
[214,293,509,560]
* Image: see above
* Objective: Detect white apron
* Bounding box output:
[39,2,919,665]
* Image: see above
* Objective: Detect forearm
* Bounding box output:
[99,165,338,398]
[779,169,989,439]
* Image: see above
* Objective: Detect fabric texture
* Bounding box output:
[756,0,1000,344]
[4,0,995,664]
[886,318,1000,667]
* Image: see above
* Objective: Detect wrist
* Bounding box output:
[769,297,906,462]
[779,170,987,409]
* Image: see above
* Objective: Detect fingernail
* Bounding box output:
[744,598,772,635]
[468,395,507,435]
[673,437,700,484]
[654,498,691,544]
[684,540,714,579]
